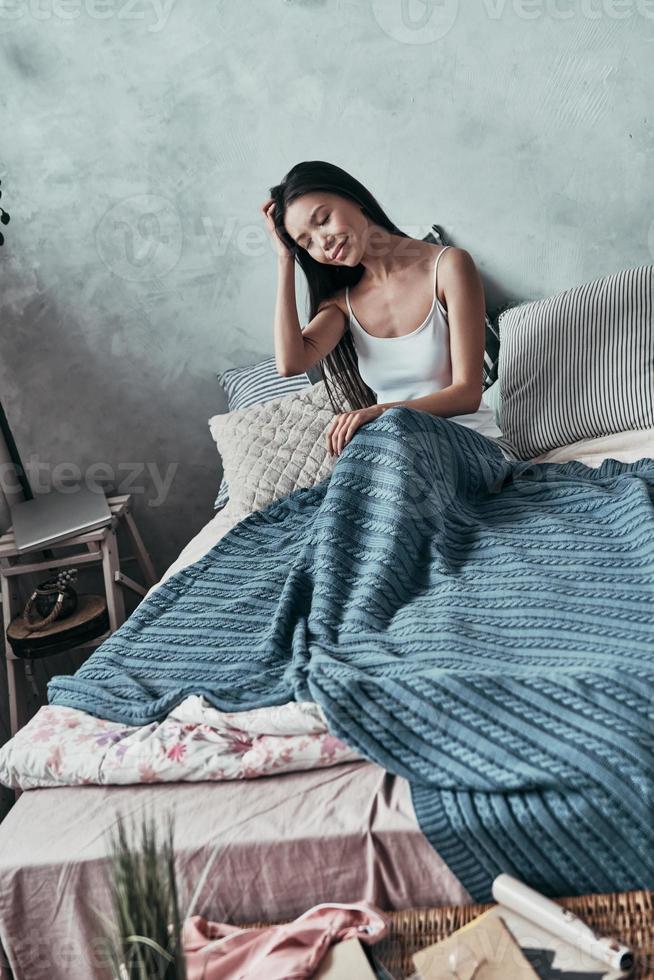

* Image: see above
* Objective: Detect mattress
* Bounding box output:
[0,764,470,980]
[0,425,651,980]
[0,492,472,980]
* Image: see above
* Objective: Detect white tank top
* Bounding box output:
[345,245,509,448]
[345,246,452,404]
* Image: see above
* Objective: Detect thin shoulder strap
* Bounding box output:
[344,284,354,321]
[433,245,451,298]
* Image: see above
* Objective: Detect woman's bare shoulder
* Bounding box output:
[426,243,478,286]
[424,241,468,261]
[432,243,475,268]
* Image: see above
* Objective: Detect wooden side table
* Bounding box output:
[0,494,158,737]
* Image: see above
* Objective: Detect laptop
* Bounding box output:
[10,486,113,553]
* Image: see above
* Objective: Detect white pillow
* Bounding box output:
[208,380,352,518]
[481,378,502,429]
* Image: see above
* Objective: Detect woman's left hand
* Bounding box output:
[326,404,384,457]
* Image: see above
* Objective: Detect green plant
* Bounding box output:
[99,811,187,980]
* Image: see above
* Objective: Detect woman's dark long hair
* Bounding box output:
[269,161,412,415]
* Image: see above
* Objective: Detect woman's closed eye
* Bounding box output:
[306,214,330,249]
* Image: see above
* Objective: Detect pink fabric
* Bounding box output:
[0,765,470,979]
[182,901,389,980]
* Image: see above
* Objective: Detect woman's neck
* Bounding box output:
[358,229,425,285]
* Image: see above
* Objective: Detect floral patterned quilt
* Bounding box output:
[0,695,360,789]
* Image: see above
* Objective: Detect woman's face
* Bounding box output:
[283,192,367,266]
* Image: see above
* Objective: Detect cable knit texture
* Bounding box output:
[208,380,349,518]
[48,407,654,901]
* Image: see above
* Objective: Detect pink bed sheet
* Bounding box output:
[0,760,470,980]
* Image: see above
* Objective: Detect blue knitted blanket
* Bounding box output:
[48,407,654,901]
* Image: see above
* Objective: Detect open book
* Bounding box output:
[413,874,634,980]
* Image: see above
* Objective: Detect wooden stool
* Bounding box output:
[0,494,158,737]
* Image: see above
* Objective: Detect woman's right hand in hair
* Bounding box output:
[261,198,294,262]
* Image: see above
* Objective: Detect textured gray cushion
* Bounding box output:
[214,356,312,509]
[208,380,352,518]
[498,265,654,459]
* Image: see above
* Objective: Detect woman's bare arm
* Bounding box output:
[262,197,346,377]
[273,255,346,376]
[272,254,304,375]
[444,248,486,406]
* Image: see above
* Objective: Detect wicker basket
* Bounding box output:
[242,890,654,979]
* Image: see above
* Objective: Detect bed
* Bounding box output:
[0,491,474,980]
[0,420,652,980]
[1,262,653,980]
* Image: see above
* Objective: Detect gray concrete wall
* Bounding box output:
[0,2,652,761]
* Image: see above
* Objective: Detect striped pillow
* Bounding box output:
[498,265,654,459]
[213,357,312,509]
[423,223,499,390]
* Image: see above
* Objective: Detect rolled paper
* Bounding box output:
[492,874,634,974]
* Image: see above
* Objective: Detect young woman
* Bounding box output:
[261,160,497,458]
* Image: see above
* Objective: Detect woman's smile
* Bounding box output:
[331,238,348,261]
